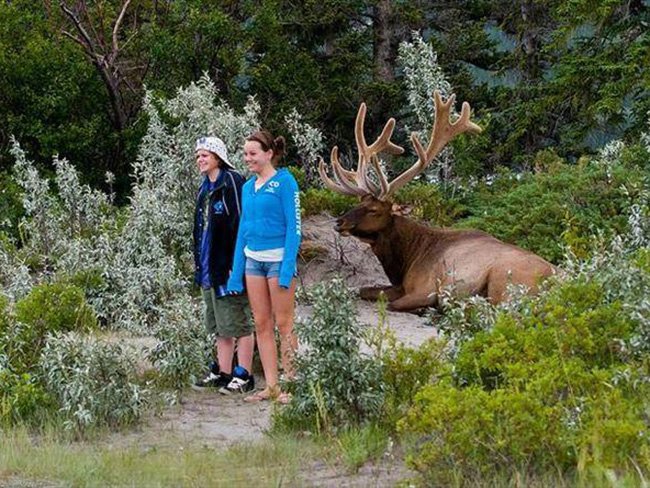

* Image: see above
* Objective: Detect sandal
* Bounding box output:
[244,386,279,403]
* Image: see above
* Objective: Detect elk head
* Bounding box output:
[335,195,394,243]
[320,91,482,240]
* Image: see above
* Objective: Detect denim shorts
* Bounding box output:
[245,257,282,279]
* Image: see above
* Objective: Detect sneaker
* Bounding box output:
[192,372,231,391]
[219,367,255,395]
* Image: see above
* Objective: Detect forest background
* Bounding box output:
[1,0,648,200]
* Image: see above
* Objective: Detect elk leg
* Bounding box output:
[388,292,438,312]
[359,285,404,302]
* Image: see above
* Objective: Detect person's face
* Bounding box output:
[196,150,220,175]
[243,140,273,174]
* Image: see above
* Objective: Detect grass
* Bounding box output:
[335,424,390,471]
[0,427,319,487]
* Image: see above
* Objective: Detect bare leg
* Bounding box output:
[245,275,278,389]
[268,277,297,380]
[359,285,404,302]
[216,337,235,374]
[235,333,255,373]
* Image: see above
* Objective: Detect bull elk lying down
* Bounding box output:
[318,91,555,312]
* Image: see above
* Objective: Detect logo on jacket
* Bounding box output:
[213,201,225,214]
[265,181,280,194]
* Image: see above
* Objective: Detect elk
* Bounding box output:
[318,91,555,312]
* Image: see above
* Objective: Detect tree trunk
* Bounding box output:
[373,0,393,82]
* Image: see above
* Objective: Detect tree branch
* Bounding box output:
[112,0,132,57]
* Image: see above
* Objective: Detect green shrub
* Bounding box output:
[286,165,306,190]
[148,299,208,390]
[59,269,106,298]
[393,183,466,226]
[0,370,54,427]
[57,269,107,324]
[277,278,384,432]
[380,336,450,429]
[399,276,650,482]
[9,282,97,372]
[0,298,54,426]
[0,170,25,241]
[40,332,148,431]
[400,378,648,483]
[456,162,644,262]
[300,188,356,217]
[0,294,11,337]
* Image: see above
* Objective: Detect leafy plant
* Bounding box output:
[7,282,97,372]
[0,370,54,427]
[457,158,646,262]
[277,278,384,432]
[285,108,324,189]
[300,188,356,217]
[40,332,147,431]
[147,295,207,390]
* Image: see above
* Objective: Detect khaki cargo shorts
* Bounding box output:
[201,288,253,338]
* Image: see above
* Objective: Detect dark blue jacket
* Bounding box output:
[193,169,245,288]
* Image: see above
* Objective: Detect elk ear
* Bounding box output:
[391,203,412,216]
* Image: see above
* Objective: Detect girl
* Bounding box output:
[227,130,301,403]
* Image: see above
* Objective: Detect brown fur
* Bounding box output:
[336,195,555,312]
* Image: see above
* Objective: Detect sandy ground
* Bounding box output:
[104,215,434,486]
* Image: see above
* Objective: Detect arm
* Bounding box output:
[226,179,249,293]
[278,174,302,288]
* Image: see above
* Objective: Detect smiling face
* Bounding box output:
[196,150,221,180]
[243,140,274,175]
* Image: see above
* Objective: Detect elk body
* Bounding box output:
[319,92,555,312]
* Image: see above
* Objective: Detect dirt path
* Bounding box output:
[107,298,433,446]
[103,298,427,486]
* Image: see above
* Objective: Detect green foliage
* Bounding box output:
[147,296,207,390]
[58,269,106,302]
[1,1,648,190]
[457,161,645,262]
[0,170,24,240]
[277,278,384,432]
[401,379,648,482]
[0,295,56,426]
[0,371,54,427]
[448,113,494,179]
[300,188,356,217]
[40,332,147,431]
[9,282,97,372]
[335,424,390,470]
[380,337,450,429]
[399,270,650,483]
[394,183,466,226]
[0,1,129,191]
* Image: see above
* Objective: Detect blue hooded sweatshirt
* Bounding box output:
[227,168,301,290]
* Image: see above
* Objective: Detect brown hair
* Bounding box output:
[246,130,286,166]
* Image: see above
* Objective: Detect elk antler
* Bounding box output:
[318,102,404,197]
[319,90,482,200]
